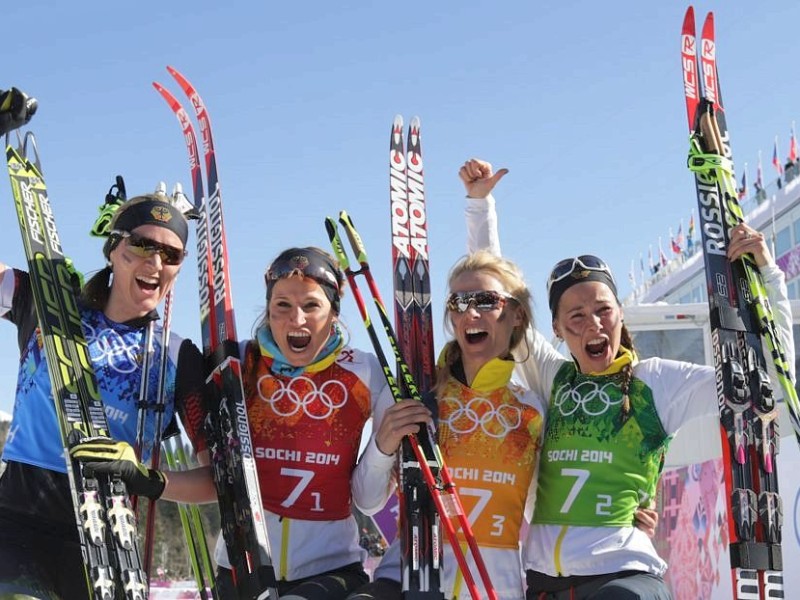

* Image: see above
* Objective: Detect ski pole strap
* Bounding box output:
[687,139,734,176]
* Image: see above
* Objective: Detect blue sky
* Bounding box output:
[1,1,799,416]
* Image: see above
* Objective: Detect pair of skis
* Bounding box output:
[327,205,496,599]
[389,116,443,597]
[153,67,277,600]
[681,7,800,599]
[4,133,147,597]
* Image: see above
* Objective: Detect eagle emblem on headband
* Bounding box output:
[570,269,591,280]
[150,206,173,223]
[291,255,310,269]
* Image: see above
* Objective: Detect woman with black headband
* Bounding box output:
[0,191,207,598]
[459,158,794,599]
[209,246,396,599]
[76,245,396,599]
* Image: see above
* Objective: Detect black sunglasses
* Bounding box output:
[113,231,187,266]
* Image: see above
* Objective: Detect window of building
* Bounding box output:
[776,225,792,257]
[793,218,800,250]
[789,280,800,300]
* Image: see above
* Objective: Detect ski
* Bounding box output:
[681,7,798,599]
[153,68,278,600]
[389,115,442,597]
[4,132,147,599]
[327,211,497,600]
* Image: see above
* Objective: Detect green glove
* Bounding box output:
[69,437,166,500]
[0,87,37,136]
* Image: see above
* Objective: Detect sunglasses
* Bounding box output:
[546,255,613,294]
[114,231,187,266]
[266,255,340,291]
[446,290,514,314]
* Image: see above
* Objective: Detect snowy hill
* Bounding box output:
[0,410,10,422]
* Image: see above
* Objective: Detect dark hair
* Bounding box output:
[80,266,113,311]
[618,323,636,421]
[245,246,346,393]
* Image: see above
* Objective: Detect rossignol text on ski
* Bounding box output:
[680,7,800,599]
[153,67,278,600]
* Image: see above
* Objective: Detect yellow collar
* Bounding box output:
[436,346,515,392]
[470,357,516,392]
[587,346,638,376]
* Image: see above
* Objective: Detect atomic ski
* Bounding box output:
[389,115,442,597]
[4,132,147,599]
[327,211,497,600]
[681,7,800,599]
[153,68,278,600]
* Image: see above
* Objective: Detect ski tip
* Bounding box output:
[701,11,714,37]
[393,114,403,128]
[410,116,421,129]
[682,6,695,34]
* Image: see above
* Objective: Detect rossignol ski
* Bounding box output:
[153,67,278,600]
[4,131,147,599]
[681,7,800,599]
[389,115,442,597]
[327,211,498,600]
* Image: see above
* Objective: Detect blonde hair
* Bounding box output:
[435,250,533,394]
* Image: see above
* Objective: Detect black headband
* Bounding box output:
[265,248,342,313]
[548,270,619,314]
[111,196,189,248]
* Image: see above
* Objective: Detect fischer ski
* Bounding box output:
[680,7,800,599]
[153,68,278,600]
[327,211,498,600]
[4,131,147,599]
[389,115,442,597]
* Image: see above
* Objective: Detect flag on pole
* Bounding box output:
[738,163,748,200]
[687,212,695,253]
[773,137,783,175]
[790,122,798,162]
[756,151,764,190]
[639,252,645,283]
[670,228,681,255]
[629,260,635,288]
[659,237,668,266]
[648,245,655,275]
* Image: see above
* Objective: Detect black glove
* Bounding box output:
[69,437,166,500]
[0,87,37,136]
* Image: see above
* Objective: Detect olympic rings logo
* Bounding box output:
[553,380,622,417]
[84,324,141,374]
[440,395,522,439]
[257,375,348,420]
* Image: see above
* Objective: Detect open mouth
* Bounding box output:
[465,327,488,345]
[586,337,608,358]
[136,276,159,293]
[287,331,312,352]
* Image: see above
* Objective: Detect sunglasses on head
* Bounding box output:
[446,290,514,314]
[113,231,187,266]
[546,255,613,294]
[266,255,340,291]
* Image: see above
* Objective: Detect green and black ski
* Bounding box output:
[4,131,147,599]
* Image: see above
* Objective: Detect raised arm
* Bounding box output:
[460,158,508,256]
